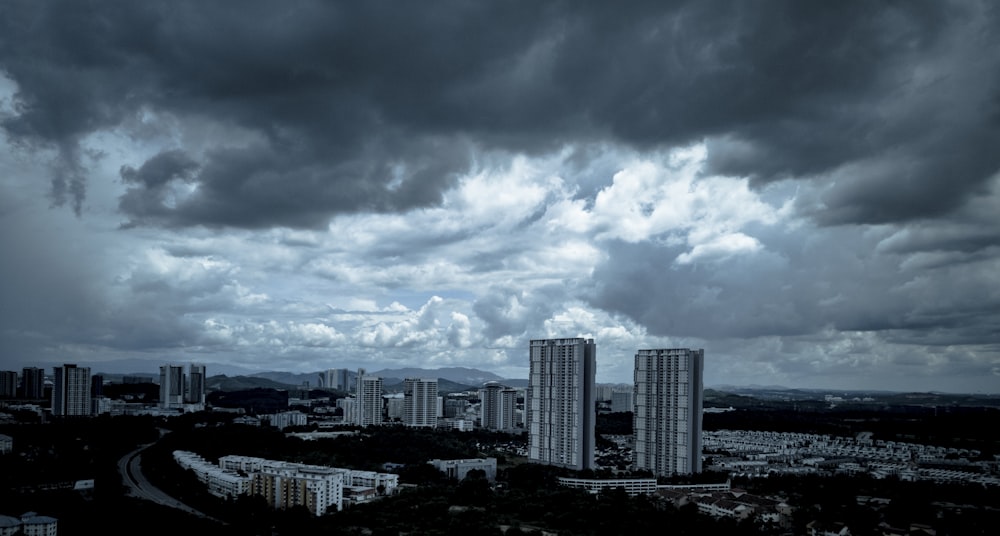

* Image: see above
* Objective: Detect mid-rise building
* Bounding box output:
[527,338,596,470]
[251,462,343,516]
[0,371,16,399]
[52,364,91,416]
[633,348,704,476]
[480,382,519,431]
[403,378,438,427]
[21,367,45,399]
[355,369,383,426]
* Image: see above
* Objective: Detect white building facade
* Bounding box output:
[634,348,704,476]
[403,378,438,427]
[527,338,596,470]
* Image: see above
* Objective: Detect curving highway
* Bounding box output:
[117,443,224,524]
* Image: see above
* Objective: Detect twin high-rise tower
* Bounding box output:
[634,348,704,476]
[526,338,704,477]
[527,338,597,470]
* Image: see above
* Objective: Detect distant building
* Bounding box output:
[428,458,497,482]
[444,397,468,418]
[0,371,16,399]
[403,378,438,427]
[527,338,596,470]
[634,348,704,476]
[480,382,519,431]
[321,369,349,390]
[265,411,307,430]
[159,365,185,409]
[21,367,45,399]
[611,388,634,413]
[355,369,383,426]
[52,364,91,416]
[89,375,103,398]
[186,364,206,406]
[0,434,12,454]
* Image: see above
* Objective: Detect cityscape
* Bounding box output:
[3,1,1000,535]
[2,340,999,534]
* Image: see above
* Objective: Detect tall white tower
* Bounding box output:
[355,369,383,427]
[527,338,596,470]
[633,348,704,476]
[403,378,438,427]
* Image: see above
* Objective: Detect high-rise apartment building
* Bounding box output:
[403,378,438,427]
[527,338,596,470]
[52,364,91,416]
[0,371,17,398]
[633,348,704,476]
[21,367,45,399]
[160,365,185,409]
[355,369,383,426]
[480,382,519,431]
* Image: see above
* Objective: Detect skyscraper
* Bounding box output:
[403,378,438,427]
[527,338,596,470]
[21,367,45,399]
[160,365,185,409]
[186,364,206,405]
[633,348,704,476]
[52,364,91,416]
[480,382,519,431]
[355,369,383,427]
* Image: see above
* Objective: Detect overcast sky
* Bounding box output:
[1,1,999,393]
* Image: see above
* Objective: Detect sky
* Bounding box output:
[1,1,999,393]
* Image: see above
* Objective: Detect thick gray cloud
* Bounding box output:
[2,1,997,227]
[2,1,999,392]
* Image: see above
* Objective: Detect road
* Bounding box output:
[117,443,224,523]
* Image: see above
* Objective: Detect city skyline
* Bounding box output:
[2,2,999,394]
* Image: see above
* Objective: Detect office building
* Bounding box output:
[480,382,519,431]
[403,378,438,427]
[52,364,91,416]
[611,388,634,413]
[159,365,185,409]
[0,371,16,399]
[527,337,596,470]
[355,369,383,426]
[21,367,45,399]
[633,348,704,476]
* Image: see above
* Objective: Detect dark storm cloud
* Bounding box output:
[2,0,998,228]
